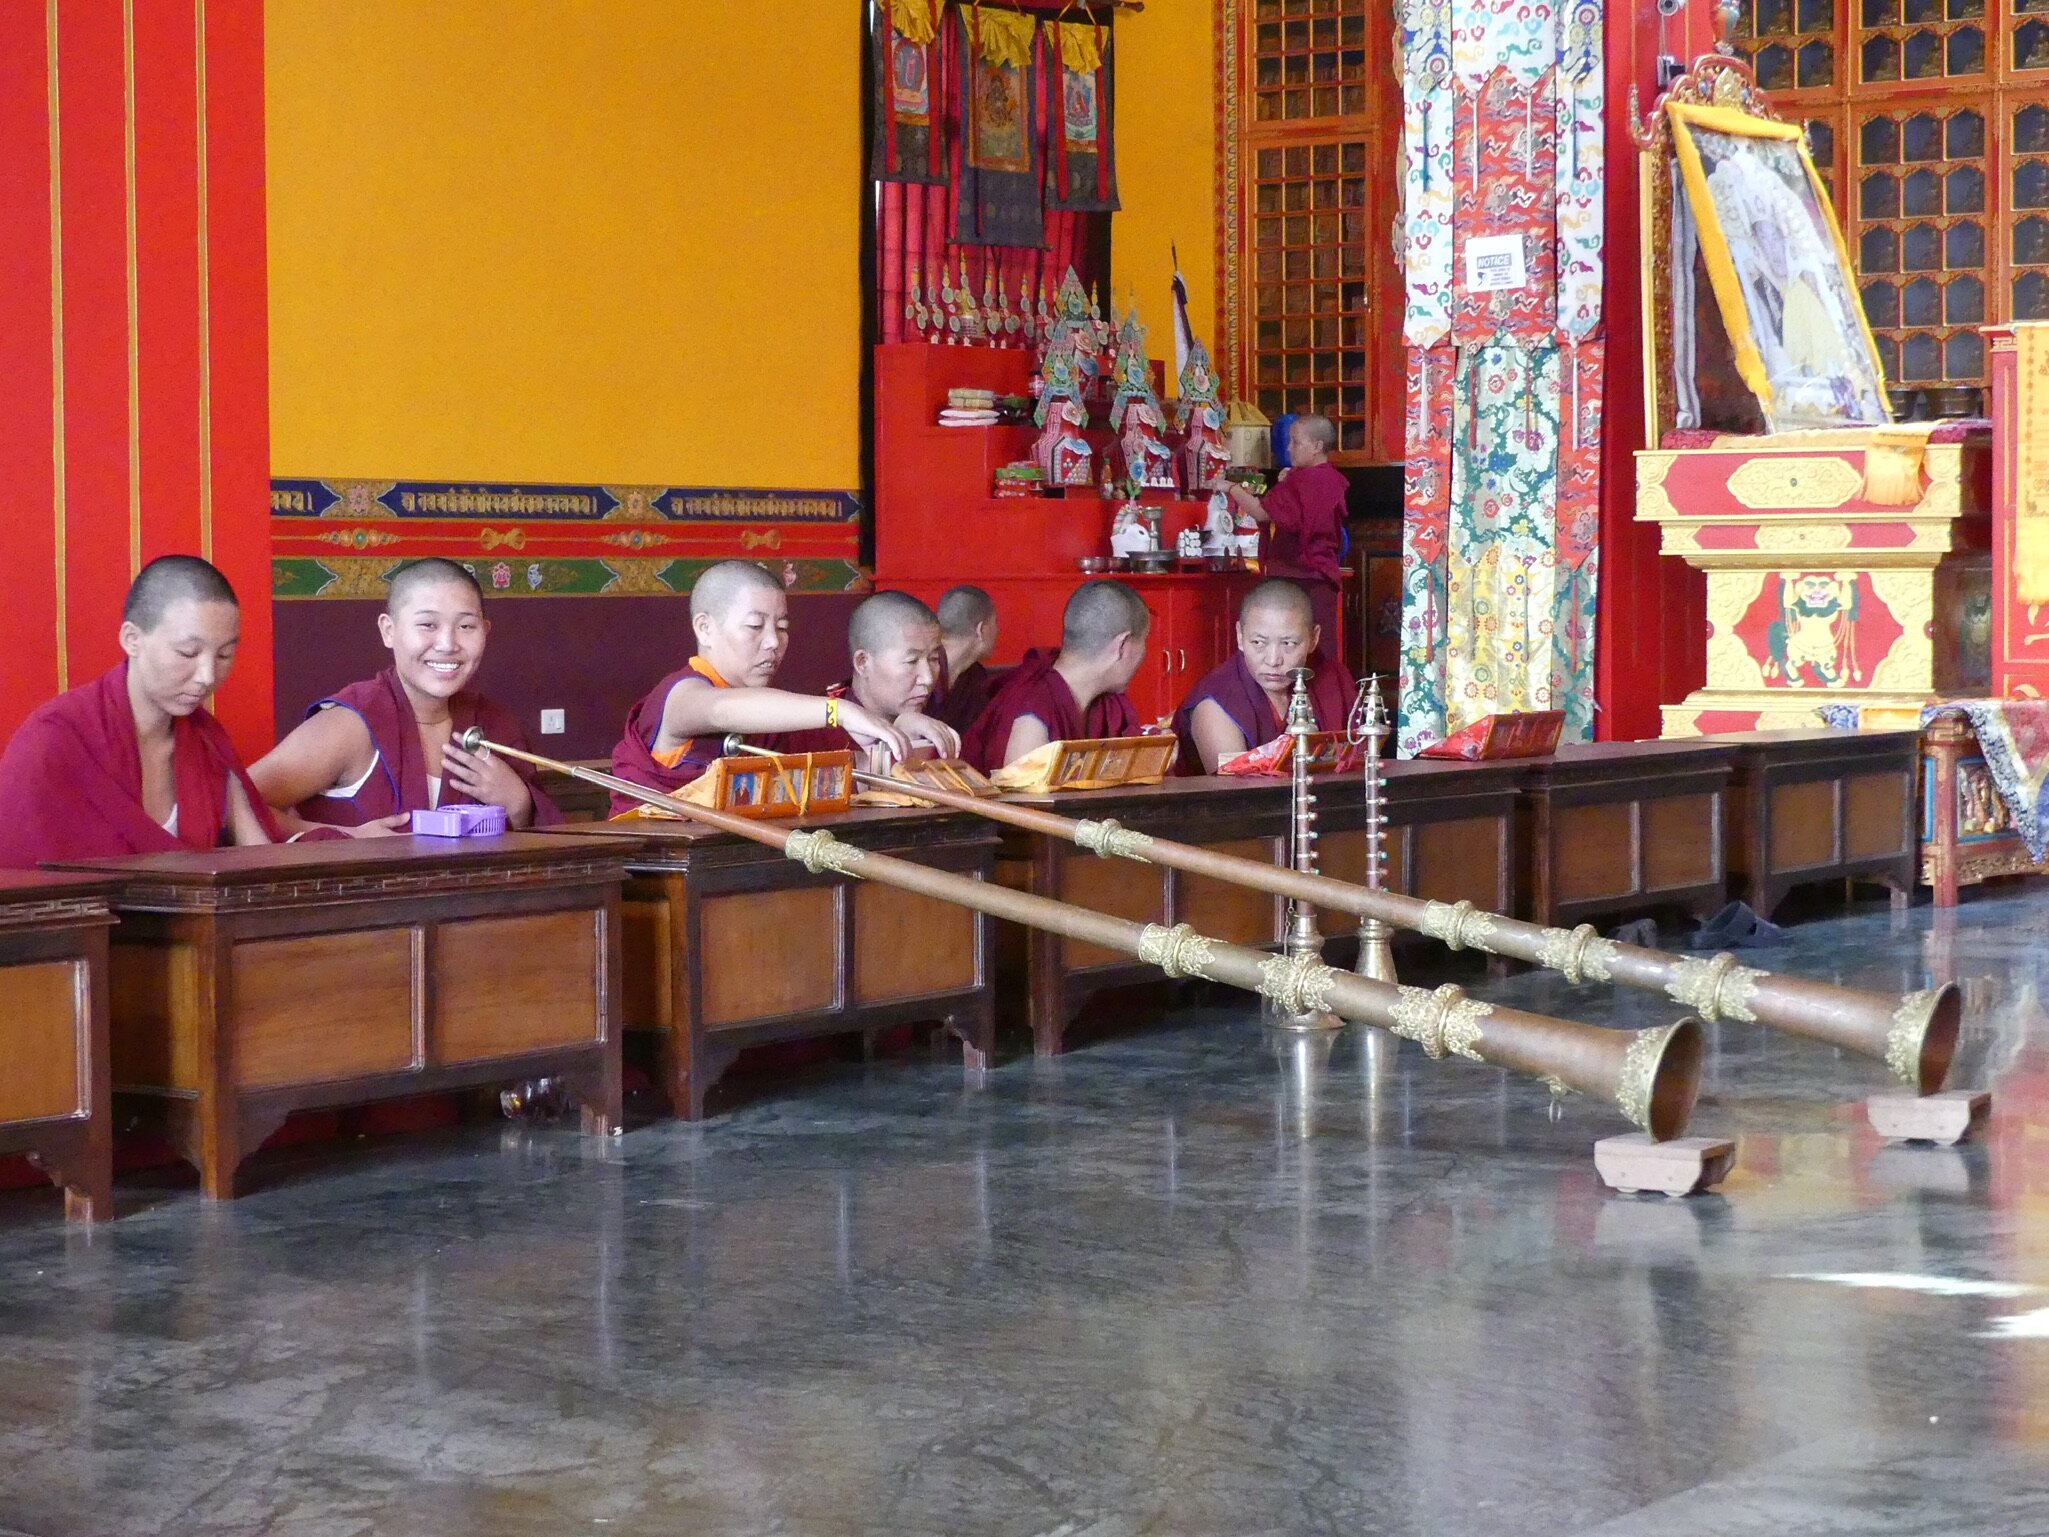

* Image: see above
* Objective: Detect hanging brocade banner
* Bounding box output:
[1048,21,1119,213]
[872,0,947,184]
[1397,0,1604,752]
[956,4,1045,248]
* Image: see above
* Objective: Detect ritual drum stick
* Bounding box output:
[720,740,1960,1094]
[464,730,1705,1140]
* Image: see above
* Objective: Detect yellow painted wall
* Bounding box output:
[265,2,1218,482]
[1111,1,1217,392]
[265,0,863,489]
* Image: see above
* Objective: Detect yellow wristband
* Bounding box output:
[825,697,840,729]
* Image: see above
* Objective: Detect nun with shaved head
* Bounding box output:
[608,561,934,815]
[0,555,281,865]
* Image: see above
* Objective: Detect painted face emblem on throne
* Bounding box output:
[1765,570,1863,689]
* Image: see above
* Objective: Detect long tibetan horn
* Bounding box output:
[720,740,1958,1094]
[466,729,1705,1139]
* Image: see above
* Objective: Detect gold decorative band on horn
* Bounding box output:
[1075,817,1154,862]
[1387,983,1488,1062]
[1257,952,1343,1017]
[1535,923,1619,985]
[1137,922,1217,980]
[783,828,867,877]
[1421,899,1497,954]
[1663,951,1765,1023]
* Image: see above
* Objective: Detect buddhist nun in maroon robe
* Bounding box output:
[961,580,1150,772]
[1225,414,1350,645]
[607,561,915,815]
[0,557,280,867]
[932,585,1003,734]
[774,592,960,760]
[251,560,560,835]
[1172,579,1356,775]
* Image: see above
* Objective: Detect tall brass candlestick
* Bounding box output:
[1351,675,1397,982]
[1274,668,1340,1030]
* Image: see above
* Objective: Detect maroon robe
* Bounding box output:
[0,662,282,867]
[933,658,1003,735]
[608,659,800,816]
[1260,462,1347,586]
[293,667,561,829]
[1260,463,1347,643]
[961,648,1141,772]
[1170,649,1358,775]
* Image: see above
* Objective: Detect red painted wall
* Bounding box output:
[0,0,274,757]
[1594,5,1710,739]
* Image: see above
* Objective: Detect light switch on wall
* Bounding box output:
[539,709,565,735]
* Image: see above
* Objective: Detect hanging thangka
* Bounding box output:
[956,4,1044,247]
[1047,20,1119,213]
[873,0,947,184]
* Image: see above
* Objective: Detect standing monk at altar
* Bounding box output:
[608,560,915,815]
[249,558,561,836]
[933,584,1001,734]
[1224,413,1348,645]
[963,580,1149,771]
[1172,579,1357,774]
[0,556,279,866]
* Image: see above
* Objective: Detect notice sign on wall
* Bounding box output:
[1464,234,1528,293]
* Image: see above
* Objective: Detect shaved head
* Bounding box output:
[123,555,237,632]
[849,591,940,660]
[1293,413,1338,454]
[937,585,996,638]
[387,557,483,615]
[689,560,783,621]
[1062,579,1150,658]
[1240,578,1315,630]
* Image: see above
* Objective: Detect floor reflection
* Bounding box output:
[3,888,2049,1533]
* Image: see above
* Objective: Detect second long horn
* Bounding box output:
[739,742,1958,1094]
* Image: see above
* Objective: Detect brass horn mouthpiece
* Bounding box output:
[457,726,488,753]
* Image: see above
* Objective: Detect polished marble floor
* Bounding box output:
[2,888,2048,1536]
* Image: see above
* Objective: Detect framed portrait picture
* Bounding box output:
[1666,101,1890,433]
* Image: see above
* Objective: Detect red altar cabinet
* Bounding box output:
[1638,426,1992,736]
[872,342,1348,724]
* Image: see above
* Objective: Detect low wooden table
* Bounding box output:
[52,834,630,1199]
[1518,741,1735,930]
[549,806,997,1118]
[995,768,1523,1056]
[0,872,117,1221]
[1702,729,1920,918]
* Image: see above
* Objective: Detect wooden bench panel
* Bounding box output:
[236,930,414,1088]
[436,911,600,1062]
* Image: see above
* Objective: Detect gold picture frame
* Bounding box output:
[1665,100,1889,434]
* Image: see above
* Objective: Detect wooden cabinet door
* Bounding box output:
[1128,589,1180,726]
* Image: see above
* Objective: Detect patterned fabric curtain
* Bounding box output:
[1395,0,1606,753]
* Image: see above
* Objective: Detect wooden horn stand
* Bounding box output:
[717,739,1959,1095]
[462,730,1705,1140]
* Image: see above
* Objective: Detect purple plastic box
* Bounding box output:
[410,803,508,838]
